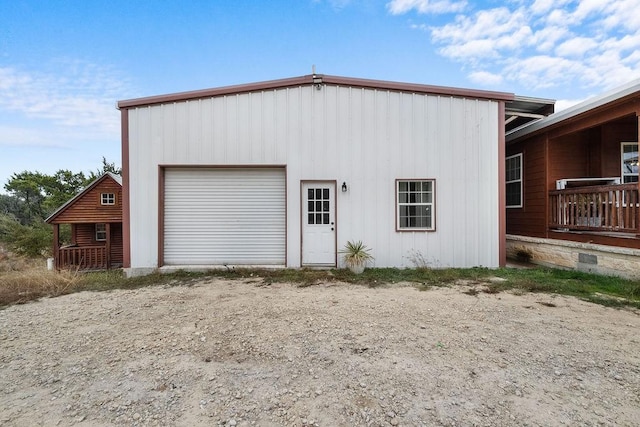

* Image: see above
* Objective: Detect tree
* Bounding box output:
[0,214,52,257]
[3,171,49,224]
[0,194,31,224]
[3,170,87,223]
[42,170,88,215]
[87,157,121,182]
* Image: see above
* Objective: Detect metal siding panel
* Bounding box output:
[164,168,285,265]
[128,107,160,268]
[236,95,250,160]
[261,91,276,163]
[200,99,214,161]
[127,84,501,271]
[211,97,226,161]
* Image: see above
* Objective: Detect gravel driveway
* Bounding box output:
[1,278,639,426]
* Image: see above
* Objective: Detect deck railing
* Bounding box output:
[549,183,639,233]
[57,246,107,270]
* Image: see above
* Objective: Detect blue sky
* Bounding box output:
[1,0,639,189]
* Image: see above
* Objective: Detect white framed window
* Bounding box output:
[95,223,107,241]
[621,142,638,183]
[101,193,115,205]
[396,179,435,231]
[506,153,523,208]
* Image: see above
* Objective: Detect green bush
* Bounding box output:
[0,215,52,257]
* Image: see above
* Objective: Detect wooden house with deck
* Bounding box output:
[45,172,123,270]
[506,79,640,278]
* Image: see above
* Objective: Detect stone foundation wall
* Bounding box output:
[506,234,640,279]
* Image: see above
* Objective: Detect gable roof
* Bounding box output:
[117,74,515,109]
[45,172,122,224]
[507,78,640,142]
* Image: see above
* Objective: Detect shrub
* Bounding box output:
[0,215,52,257]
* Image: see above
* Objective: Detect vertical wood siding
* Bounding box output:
[127,85,500,269]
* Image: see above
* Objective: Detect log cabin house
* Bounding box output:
[45,172,123,270]
[506,79,640,278]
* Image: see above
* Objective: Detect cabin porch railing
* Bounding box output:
[549,183,640,233]
[56,246,107,270]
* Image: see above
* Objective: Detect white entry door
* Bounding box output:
[302,182,336,266]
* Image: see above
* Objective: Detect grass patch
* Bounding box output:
[491,267,640,308]
[0,254,84,305]
[0,268,82,305]
[1,253,639,310]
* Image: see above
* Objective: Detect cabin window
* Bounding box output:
[95,223,107,241]
[621,142,638,183]
[506,153,523,208]
[396,180,435,231]
[101,193,115,205]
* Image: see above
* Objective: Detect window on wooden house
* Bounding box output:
[101,193,115,205]
[506,153,523,208]
[396,180,435,231]
[621,142,639,183]
[95,224,107,241]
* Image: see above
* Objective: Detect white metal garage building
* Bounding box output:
[118,74,513,276]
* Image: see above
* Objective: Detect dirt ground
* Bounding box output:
[1,277,639,427]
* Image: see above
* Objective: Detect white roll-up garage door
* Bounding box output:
[164,168,286,265]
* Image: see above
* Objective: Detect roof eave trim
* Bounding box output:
[117,74,514,109]
[321,75,514,101]
[117,75,312,109]
[507,78,640,142]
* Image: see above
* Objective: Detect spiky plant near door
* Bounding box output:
[340,240,373,274]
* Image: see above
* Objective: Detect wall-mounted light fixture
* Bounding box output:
[342,182,347,192]
[312,74,323,90]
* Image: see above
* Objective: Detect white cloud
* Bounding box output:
[533,26,571,53]
[468,70,503,86]
[431,8,533,61]
[438,38,500,61]
[0,125,68,148]
[585,49,639,89]
[542,8,570,26]
[504,55,585,89]
[603,0,640,31]
[572,0,608,22]
[555,37,598,57]
[398,0,640,93]
[530,0,571,16]
[0,60,130,147]
[387,0,467,15]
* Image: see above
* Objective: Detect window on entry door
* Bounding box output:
[307,188,330,225]
[621,142,639,183]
